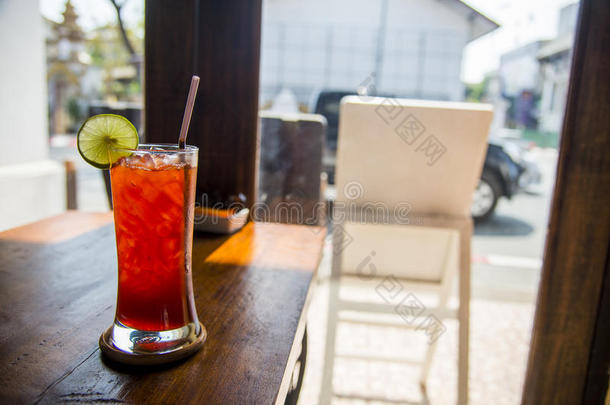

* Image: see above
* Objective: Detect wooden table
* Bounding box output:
[0,211,325,404]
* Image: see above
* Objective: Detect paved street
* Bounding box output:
[472,148,558,302]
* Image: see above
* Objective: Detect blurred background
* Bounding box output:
[0,0,580,403]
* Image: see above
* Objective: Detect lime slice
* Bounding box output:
[77,114,139,169]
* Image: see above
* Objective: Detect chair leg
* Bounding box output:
[420,335,440,386]
[457,312,469,405]
[457,224,471,405]
[319,278,339,405]
[421,231,458,390]
[320,224,345,405]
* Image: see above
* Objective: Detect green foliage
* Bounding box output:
[465,77,490,102]
[68,98,80,118]
[522,129,560,149]
[85,21,143,101]
[66,97,84,132]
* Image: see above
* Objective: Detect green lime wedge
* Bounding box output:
[77,114,139,169]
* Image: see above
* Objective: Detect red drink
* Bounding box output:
[110,146,198,332]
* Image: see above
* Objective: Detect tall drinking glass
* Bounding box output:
[99,144,205,365]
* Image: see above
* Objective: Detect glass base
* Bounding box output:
[99,321,206,365]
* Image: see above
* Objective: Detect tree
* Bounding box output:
[86,21,143,101]
[107,0,141,83]
[464,77,490,103]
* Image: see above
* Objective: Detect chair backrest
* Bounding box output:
[336,96,493,218]
[256,111,327,225]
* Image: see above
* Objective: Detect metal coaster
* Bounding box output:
[99,322,206,366]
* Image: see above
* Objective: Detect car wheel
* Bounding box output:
[472,171,501,222]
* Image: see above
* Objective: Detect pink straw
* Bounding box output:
[178,75,200,149]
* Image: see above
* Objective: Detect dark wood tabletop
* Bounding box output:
[0,211,325,404]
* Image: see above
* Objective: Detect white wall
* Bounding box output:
[539,59,570,133]
[0,161,65,231]
[261,0,470,103]
[264,0,381,27]
[383,0,468,100]
[0,0,49,165]
[0,0,65,231]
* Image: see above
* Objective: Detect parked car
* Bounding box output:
[310,90,542,222]
[472,137,542,221]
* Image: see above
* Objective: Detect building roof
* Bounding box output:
[501,40,550,63]
[537,35,574,60]
[444,0,500,41]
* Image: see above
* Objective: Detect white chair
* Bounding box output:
[320,96,493,405]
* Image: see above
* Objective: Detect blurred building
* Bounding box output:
[497,2,579,132]
[260,0,499,107]
[45,0,103,135]
[498,40,549,129]
[0,0,65,231]
[45,0,86,135]
[537,2,579,133]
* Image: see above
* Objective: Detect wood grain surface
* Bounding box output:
[145,1,262,209]
[0,211,112,243]
[521,0,610,403]
[0,212,325,404]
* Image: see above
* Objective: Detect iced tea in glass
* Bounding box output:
[100,144,205,363]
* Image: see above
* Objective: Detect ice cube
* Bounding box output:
[140,154,157,170]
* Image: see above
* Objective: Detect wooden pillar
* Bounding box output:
[521,0,610,403]
[64,160,77,210]
[145,1,262,208]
